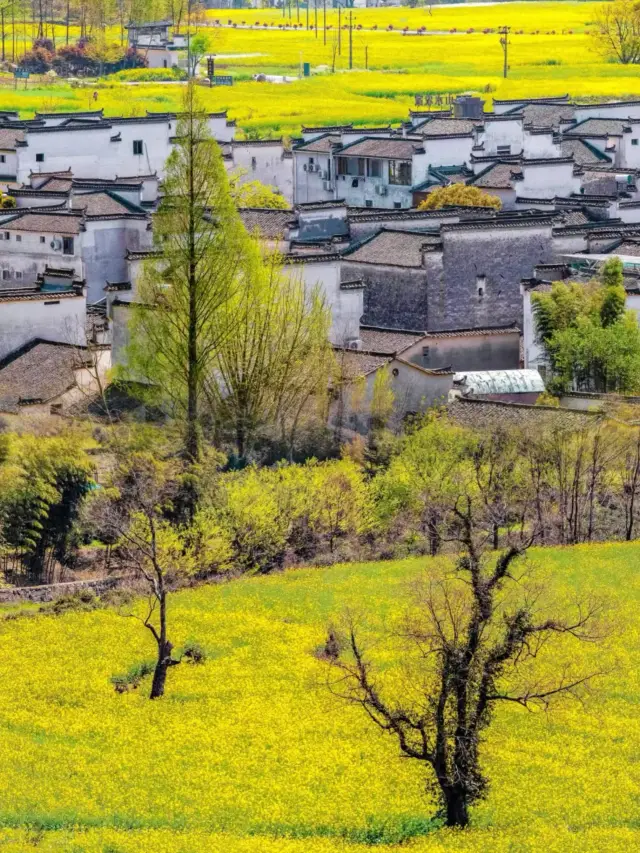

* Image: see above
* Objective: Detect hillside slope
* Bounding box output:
[0,543,638,852]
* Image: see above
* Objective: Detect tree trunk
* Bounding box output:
[427,511,441,556]
[443,785,469,828]
[185,99,200,467]
[150,639,173,699]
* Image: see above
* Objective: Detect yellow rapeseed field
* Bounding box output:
[0,541,638,852]
[2,3,640,134]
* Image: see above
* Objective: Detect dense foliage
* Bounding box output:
[19,36,145,76]
[418,185,501,211]
[0,431,94,584]
[532,258,640,394]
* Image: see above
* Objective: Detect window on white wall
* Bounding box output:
[15,270,22,279]
[15,235,21,242]
[1,269,9,280]
[633,139,639,147]
[35,153,44,162]
[133,140,143,156]
[40,236,46,243]
[0,155,5,163]
[62,237,74,255]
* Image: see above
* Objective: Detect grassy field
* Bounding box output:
[1,3,640,134]
[0,540,637,852]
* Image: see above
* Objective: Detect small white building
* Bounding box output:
[126,20,186,70]
[0,273,86,362]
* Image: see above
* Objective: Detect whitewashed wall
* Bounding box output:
[0,293,86,360]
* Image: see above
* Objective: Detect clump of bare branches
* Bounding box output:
[325,495,606,828]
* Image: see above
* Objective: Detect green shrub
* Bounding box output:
[111,660,155,693]
[113,67,187,82]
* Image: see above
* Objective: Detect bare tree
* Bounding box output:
[89,452,191,699]
[593,0,640,65]
[622,427,640,540]
[325,497,604,828]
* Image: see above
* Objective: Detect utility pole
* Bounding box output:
[306,0,309,30]
[296,0,299,23]
[338,6,341,55]
[315,2,317,38]
[323,0,326,45]
[349,10,353,70]
[499,26,509,79]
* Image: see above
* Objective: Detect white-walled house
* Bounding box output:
[0,110,235,185]
[126,20,187,69]
[282,251,364,345]
[0,194,153,303]
[293,133,338,204]
[227,139,294,203]
[0,275,86,362]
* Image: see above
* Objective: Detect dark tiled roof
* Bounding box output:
[560,208,595,227]
[448,396,599,431]
[565,118,627,137]
[348,207,459,223]
[606,239,640,257]
[29,168,73,179]
[335,350,390,379]
[344,229,439,268]
[239,207,295,239]
[426,324,519,339]
[71,191,144,217]
[38,177,73,192]
[359,326,426,355]
[0,286,81,303]
[3,212,82,234]
[295,134,340,154]
[468,162,522,189]
[0,341,90,411]
[417,118,478,137]
[513,103,575,128]
[337,137,423,158]
[0,128,23,150]
[495,95,570,106]
[560,138,612,166]
[35,109,103,119]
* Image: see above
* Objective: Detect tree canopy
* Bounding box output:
[532,257,640,394]
[418,184,502,211]
[593,0,640,64]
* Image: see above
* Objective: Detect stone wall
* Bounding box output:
[341,261,429,330]
[0,576,119,604]
[427,224,553,331]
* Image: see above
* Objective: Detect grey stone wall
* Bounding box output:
[341,261,429,330]
[84,224,148,303]
[406,335,520,371]
[427,226,552,331]
[0,576,119,604]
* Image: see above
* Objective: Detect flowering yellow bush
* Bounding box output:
[0,541,638,851]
